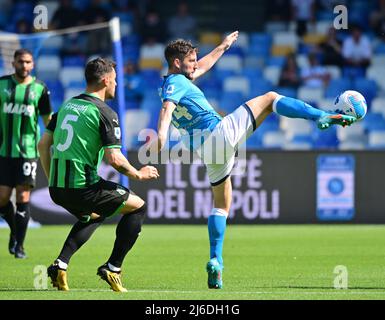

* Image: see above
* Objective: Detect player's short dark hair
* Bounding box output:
[165,39,198,67]
[85,57,116,85]
[14,48,33,59]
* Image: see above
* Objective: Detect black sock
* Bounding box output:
[15,202,30,249]
[58,216,105,264]
[0,201,15,238]
[108,204,146,268]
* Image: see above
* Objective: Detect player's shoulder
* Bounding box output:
[74,93,117,117]
[34,78,49,89]
[164,73,190,85]
[0,74,12,82]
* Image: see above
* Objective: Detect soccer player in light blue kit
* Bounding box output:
[150,31,356,289]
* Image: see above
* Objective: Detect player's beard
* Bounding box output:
[182,69,194,80]
[15,68,30,80]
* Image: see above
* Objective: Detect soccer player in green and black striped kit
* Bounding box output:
[0,49,52,259]
[38,58,159,292]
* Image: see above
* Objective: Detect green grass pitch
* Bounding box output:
[1,224,385,300]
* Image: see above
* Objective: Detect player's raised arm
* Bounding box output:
[192,31,239,80]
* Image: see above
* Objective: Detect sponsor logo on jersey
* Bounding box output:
[3,102,34,116]
[114,127,121,139]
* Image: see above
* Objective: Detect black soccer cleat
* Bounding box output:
[47,262,69,291]
[14,245,27,259]
[97,263,128,292]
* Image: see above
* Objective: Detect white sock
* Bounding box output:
[108,262,121,272]
[56,259,68,270]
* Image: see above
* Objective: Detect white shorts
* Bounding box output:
[196,103,256,186]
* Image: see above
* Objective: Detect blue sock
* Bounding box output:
[208,210,227,267]
[273,95,326,121]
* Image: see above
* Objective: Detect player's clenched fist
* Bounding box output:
[138,166,159,180]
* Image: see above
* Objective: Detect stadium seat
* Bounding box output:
[271,45,295,57]
[219,92,244,113]
[372,54,385,68]
[249,78,274,96]
[59,67,84,87]
[36,55,61,80]
[313,126,339,149]
[62,55,86,67]
[124,109,150,149]
[199,32,222,46]
[64,88,83,101]
[263,66,281,86]
[296,54,310,69]
[316,21,334,34]
[336,122,366,142]
[371,98,385,117]
[368,131,385,149]
[342,66,366,79]
[261,131,285,149]
[225,46,244,58]
[284,140,313,150]
[324,79,351,99]
[223,76,250,96]
[244,56,265,69]
[339,140,366,150]
[215,55,243,73]
[282,118,313,139]
[298,86,324,104]
[361,112,385,132]
[325,66,341,79]
[241,67,263,83]
[265,21,287,33]
[139,43,164,60]
[272,31,298,50]
[374,42,385,54]
[139,58,163,70]
[316,98,335,112]
[266,56,286,68]
[367,66,385,91]
[352,78,378,106]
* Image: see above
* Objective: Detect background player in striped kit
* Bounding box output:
[0,49,52,259]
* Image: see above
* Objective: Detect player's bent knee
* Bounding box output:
[120,194,145,215]
[264,91,279,102]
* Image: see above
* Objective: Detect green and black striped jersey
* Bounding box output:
[47,93,122,189]
[0,74,52,159]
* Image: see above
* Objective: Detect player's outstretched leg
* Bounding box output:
[244,92,356,131]
[272,94,356,128]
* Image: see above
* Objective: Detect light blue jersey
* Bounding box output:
[159,74,222,150]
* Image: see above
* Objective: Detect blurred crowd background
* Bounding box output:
[0,0,385,150]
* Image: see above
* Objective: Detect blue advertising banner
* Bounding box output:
[317,155,355,221]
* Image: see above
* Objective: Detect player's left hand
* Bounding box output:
[222,31,239,50]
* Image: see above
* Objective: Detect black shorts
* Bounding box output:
[0,156,38,188]
[49,179,131,221]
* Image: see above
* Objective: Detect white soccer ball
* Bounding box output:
[333,90,367,120]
